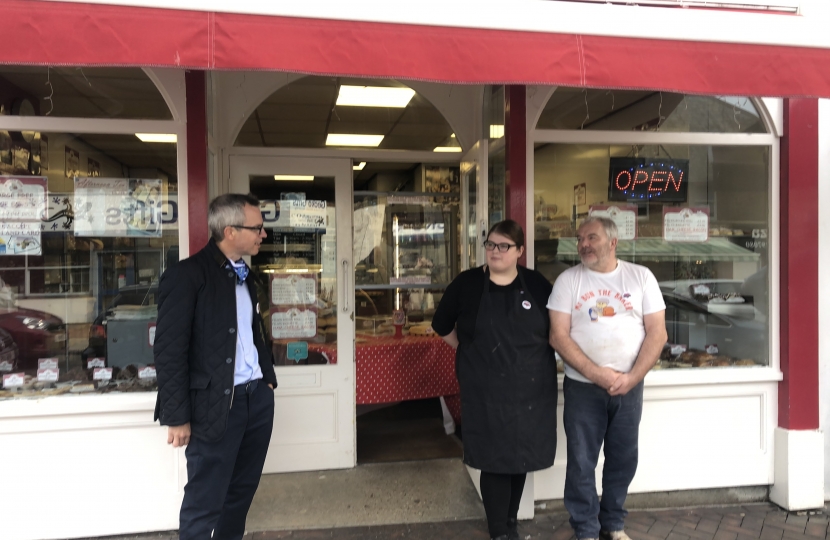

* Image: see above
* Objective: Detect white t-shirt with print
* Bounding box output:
[547,259,665,383]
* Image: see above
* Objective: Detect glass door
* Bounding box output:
[229,155,355,473]
[461,141,489,270]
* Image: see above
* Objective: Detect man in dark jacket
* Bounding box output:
[154,193,278,540]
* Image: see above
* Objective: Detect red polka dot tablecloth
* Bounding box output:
[308,336,462,423]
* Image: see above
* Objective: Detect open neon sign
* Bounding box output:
[608,158,689,203]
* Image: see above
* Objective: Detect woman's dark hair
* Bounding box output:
[487,219,524,248]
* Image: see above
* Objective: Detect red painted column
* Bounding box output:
[185,70,209,255]
[779,98,819,431]
[505,85,527,265]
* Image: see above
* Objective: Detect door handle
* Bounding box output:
[341,259,350,313]
[481,219,487,239]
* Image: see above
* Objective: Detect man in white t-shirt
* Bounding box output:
[547,216,667,540]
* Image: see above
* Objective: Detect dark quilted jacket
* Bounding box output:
[153,238,278,442]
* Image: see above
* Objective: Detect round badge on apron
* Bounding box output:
[522,300,531,310]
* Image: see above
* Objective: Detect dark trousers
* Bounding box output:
[180,379,274,540]
[480,471,527,538]
[563,377,644,539]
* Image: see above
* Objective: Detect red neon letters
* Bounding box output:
[615,169,683,194]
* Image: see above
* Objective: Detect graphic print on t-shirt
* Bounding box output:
[574,289,634,321]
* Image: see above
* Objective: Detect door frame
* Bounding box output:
[228,152,356,472]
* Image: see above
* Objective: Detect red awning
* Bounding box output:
[4,0,830,97]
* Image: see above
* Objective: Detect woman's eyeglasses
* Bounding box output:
[483,241,517,252]
[232,224,265,234]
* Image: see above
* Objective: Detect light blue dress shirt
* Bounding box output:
[229,259,262,386]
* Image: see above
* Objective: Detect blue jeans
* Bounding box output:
[563,377,644,539]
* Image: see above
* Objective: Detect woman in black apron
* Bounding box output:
[432,220,558,540]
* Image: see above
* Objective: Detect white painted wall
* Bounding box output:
[819,98,830,499]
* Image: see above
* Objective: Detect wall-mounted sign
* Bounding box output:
[663,207,710,242]
[609,158,689,203]
[589,205,638,240]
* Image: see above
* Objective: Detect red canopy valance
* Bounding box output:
[4,0,830,97]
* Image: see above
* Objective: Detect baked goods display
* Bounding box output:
[0,363,157,400]
[407,323,435,336]
[657,345,760,369]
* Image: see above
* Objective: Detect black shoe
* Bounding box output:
[507,517,519,540]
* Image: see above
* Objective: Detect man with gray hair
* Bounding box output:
[547,216,667,540]
[154,193,277,540]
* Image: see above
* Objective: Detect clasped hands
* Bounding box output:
[595,367,639,396]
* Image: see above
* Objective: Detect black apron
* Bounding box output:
[456,267,558,474]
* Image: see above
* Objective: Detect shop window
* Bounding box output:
[233,77,456,151]
[534,142,770,368]
[536,88,766,133]
[0,67,172,120]
[0,132,178,396]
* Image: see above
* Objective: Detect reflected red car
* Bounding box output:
[0,307,66,370]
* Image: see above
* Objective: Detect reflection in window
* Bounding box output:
[534,143,770,368]
[0,67,172,120]
[536,88,766,134]
[0,132,178,397]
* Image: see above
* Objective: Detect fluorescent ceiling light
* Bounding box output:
[326,134,384,147]
[274,175,314,181]
[136,133,177,143]
[336,86,415,108]
[353,162,366,171]
[433,146,462,153]
[490,125,505,138]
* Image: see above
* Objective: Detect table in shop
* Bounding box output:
[309,335,461,423]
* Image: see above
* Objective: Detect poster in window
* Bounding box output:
[40,135,48,171]
[0,175,44,254]
[269,273,317,340]
[589,205,638,240]
[574,183,587,206]
[65,146,80,178]
[663,207,710,243]
[87,158,100,177]
[73,177,163,237]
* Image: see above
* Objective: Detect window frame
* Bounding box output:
[529,95,781,384]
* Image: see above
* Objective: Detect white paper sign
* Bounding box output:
[589,205,637,240]
[93,367,113,381]
[37,368,59,382]
[271,308,317,339]
[271,274,317,306]
[87,358,106,369]
[287,200,327,229]
[0,360,13,372]
[390,276,431,285]
[73,177,163,237]
[138,366,157,380]
[3,373,25,388]
[38,357,59,370]
[148,323,156,347]
[0,177,47,221]
[663,207,710,243]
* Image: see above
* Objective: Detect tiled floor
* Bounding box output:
[81,502,828,540]
[240,503,827,540]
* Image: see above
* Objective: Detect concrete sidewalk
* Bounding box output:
[82,502,827,540]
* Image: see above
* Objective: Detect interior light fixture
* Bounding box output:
[336,86,416,108]
[433,147,462,153]
[353,162,366,171]
[326,134,384,147]
[274,175,314,181]
[136,133,177,143]
[490,125,505,138]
